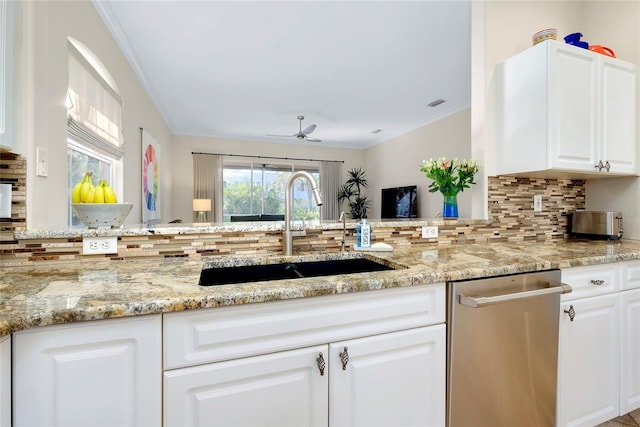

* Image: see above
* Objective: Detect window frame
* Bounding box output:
[66,37,124,226]
[67,137,123,227]
[222,159,320,222]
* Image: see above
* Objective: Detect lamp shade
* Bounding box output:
[193,198,211,212]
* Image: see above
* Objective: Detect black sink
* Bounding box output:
[199,258,395,286]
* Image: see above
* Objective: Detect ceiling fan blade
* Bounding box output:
[302,124,317,135]
[304,136,322,142]
[265,133,296,137]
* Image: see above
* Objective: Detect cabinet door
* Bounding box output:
[0,336,9,427]
[558,294,620,427]
[621,260,640,291]
[164,345,328,427]
[600,58,637,175]
[620,289,640,414]
[548,42,599,171]
[0,0,15,152]
[329,325,446,427]
[13,315,162,427]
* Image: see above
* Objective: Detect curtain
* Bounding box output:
[319,161,342,221]
[193,154,224,223]
[67,42,124,158]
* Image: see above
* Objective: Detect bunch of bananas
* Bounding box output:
[71,172,118,203]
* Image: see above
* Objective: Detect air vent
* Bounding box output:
[427,99,446,107]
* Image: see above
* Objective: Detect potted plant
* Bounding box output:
[337,167,371,219]
[419,158,480,218]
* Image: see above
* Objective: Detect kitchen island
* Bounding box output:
[2,238,640,427]
[2,238,640,337]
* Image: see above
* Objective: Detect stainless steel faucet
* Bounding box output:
[284,171,323,256]
[339,211,347,251]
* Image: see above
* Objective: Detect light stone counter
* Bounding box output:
[13,218,488,239]
[2,239,639,337]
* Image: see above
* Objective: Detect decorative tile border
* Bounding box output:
[0,157,586,266]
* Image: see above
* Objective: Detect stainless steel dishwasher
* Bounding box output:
[447,269,571,427]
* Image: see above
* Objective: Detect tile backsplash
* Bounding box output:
[0,171,586,265]
[0,151,26,239]
[488,175,585,241]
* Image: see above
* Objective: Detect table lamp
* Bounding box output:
[193,198,211,223]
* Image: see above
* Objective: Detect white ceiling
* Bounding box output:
[93,1,471,149]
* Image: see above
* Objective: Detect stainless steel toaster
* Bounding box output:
[570,211,623,240]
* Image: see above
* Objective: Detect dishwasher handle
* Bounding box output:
[458,282,572,308]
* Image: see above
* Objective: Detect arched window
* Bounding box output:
[66,37,124,227]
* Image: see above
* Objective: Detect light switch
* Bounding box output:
[36,147,48,177]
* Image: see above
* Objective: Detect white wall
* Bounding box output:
[364,108,471,219]
[15,1,173,229]
[171,136,364,223]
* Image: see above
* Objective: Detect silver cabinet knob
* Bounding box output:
[339,346,350,370]
[564,305,575,321]
[317,352,326,376]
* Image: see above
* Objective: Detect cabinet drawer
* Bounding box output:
[561,264,619,301]
[621,260,640,291]
[164,284,445,370]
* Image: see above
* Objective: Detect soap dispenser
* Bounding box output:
[357,217,371,249]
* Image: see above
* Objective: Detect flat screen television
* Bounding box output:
[381,185,418,219]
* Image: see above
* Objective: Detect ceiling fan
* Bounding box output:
[266,115,322,142]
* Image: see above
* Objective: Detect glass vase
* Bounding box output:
[441,190,459,219]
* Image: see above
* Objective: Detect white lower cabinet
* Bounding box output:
[0,335,10,427]
[164,345,329,426]
[329,325,445,427]
[163,284,446,427]
[12,314,162,427]
[558,261,640,427]
[620,288,640,414]
[557,293,620,427]
[164,325,445,427]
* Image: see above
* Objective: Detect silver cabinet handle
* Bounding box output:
[339,346,349,370]
[317,352,326,376]
[459,282,572,308]
[604,161,611,172]
[564,305,575,321]
[590,279,605,286]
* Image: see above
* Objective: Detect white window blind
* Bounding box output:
[67,42,124,158]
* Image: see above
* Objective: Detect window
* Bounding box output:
[67,139,117,227]
[223,161,320,222]
[67,38,123,226]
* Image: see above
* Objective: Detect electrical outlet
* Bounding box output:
[83,236,118,255]
[422,226,438,239]
[533,195,543,212]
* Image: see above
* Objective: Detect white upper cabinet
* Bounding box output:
[0,0,15,153]
[497,40,637,177]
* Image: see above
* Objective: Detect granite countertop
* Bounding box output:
[13,218,489,239]
[1,239,640,337]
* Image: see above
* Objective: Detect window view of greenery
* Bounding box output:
[68,143,112,227]
[223,164,320,222]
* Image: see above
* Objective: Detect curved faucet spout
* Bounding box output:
[284,171,323,256]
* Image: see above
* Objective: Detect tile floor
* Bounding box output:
[595,409,640,427]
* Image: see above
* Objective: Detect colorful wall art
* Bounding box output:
[141,129,161,222]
